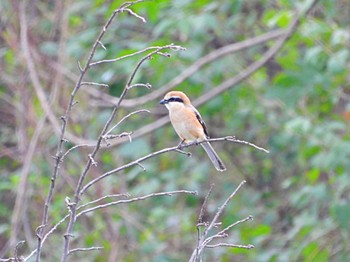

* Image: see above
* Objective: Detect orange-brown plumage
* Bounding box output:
[160,91,226,172]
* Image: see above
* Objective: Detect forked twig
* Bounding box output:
[189,181,253,262]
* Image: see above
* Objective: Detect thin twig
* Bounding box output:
[104,132,133,145]
[104,109,150,137]
[217,215,254,237]
[81,82,109,88]
[203,181,246,238]
[76,190,197,218]
[205,243,254,249]
[90,45,184,67]
[68,247,104,256]
[124,8,146,23]
[201,215,254,247]
[61,144,93,161]
[127,83,152,90]
[198,184,214,224]
[78,193,130,210]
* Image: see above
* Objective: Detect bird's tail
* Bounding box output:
[201,142,226,172]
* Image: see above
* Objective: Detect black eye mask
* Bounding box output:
[160,96,184,104]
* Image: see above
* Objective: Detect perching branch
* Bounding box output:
[80,136,269,196]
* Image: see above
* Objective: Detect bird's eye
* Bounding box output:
[168,97,183,103]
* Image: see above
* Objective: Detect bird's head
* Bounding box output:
[160,91,191,110]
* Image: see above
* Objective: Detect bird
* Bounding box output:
[160,91,226,172]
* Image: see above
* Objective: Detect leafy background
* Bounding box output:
[1,0,350,261]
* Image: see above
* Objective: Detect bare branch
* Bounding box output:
[104,132,133,145]
[175,149,192,157]
[81,82,109,88]
[88,154,98,167]
[205,243,254,249]
[78,193,130,210]
[61,144,93,161]
[76,190,197,218]
[68,247,104,256]
[97,41,106,50]
[189,181,251,261]
[212,136,269,153]
[203,181,247,238]
[104,109,150,137]
[124,8,146,23]
[90,45,184,67]
[127,83,152,90]
[135,162,146,171]
[198,184,214,224]
[77,61,83,72]
[202,215,254,247]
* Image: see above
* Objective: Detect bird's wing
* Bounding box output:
[191,105,209,138]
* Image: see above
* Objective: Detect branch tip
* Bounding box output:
[97,40,106,50]
[88,154,98,167]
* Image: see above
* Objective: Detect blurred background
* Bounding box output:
[1,0,350,261]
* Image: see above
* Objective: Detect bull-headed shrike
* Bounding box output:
[160,91,226,172]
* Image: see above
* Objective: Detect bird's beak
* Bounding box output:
[159,99,167,105]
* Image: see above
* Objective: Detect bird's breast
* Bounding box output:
[169,108,204,142]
